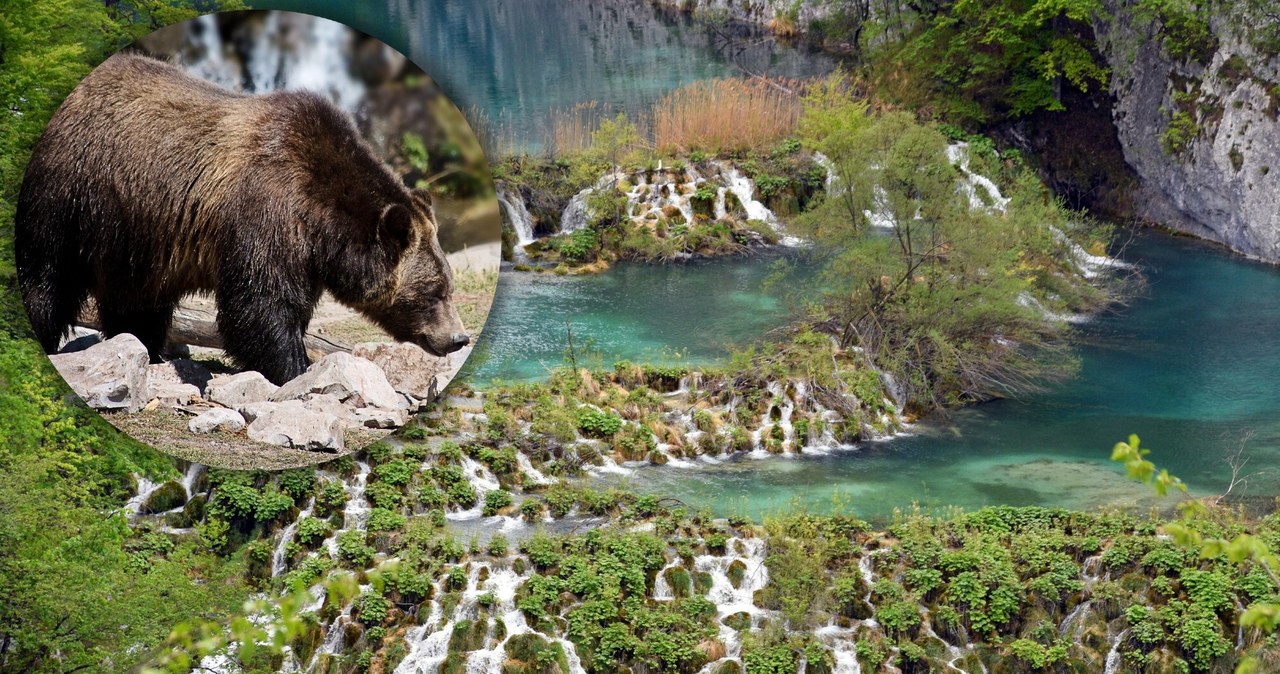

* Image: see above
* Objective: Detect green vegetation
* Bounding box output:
[796,73,1110,410]
[0,2,255,672]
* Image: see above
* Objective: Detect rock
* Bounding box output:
[147,359,213,391]
[146,359,212,405]
[149,381,202,406]
[271,352,407,410]
[350,406,409,429]
[58,327,102,353]
[188,408,246,434]
[141,480,188,513]
[1094,5,1280,260]
[302,393,349,419]
[236,402,270,423]
[48,333,150,412]
[206,371,278,408]
[244,400,344,450]
[352,341,443,400]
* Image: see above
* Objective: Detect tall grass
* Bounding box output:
[653,78,801,154]
[480,77,808,160]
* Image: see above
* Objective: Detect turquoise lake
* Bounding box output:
[487,231,1280,522]
[258,0,1280,521]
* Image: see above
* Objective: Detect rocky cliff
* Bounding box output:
[1095,4,1280,260]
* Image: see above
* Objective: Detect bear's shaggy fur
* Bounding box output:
[17,52,470,385]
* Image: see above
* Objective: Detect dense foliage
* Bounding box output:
[795,74,1111,410]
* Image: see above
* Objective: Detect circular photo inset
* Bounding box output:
[14,11,500,469]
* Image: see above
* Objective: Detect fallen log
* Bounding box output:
[77,303,351,360]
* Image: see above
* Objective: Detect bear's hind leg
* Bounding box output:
[21,279,89,354]
[97,302,177,362]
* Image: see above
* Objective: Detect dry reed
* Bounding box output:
[653,77,801,154]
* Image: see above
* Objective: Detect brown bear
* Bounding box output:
[16,52,470,385]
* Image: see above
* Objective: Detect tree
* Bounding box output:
[795,74,1093,410]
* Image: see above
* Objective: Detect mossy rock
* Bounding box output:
[726,559,747,589]
[289,618,325,666]
[805,648,835,674]
[693,570,714,595]
[723,190,747,219]
[342,621,363,650]
[142,480,188,514]
[448,618,488,653]
[440,652,467,674]
[664,566,692,598]
[711,661,742,674]
[165,494,206,528]
[504,633,570,674]
[722,611,751,631]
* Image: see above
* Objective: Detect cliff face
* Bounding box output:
[653,0,831,27]
[1093,5,1280,259]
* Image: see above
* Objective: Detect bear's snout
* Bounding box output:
[448,333,470,350]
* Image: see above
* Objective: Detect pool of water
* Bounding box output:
[462,252,818,382]
[621,230,1280,521]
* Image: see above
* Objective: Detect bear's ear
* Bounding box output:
[379,203,414,251]
[409,188,434,216]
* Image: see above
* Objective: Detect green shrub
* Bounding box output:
[483,490,514,516]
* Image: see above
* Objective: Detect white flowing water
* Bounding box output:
[497,188,537,256]
[693,537,770,673]
[178,14,366,112]
[945,143,1011,212]
[1103,629,1129,674]
[322,462,371,559]
[272,498,314,578]
[124,474,161,516]
[515,452,552,486]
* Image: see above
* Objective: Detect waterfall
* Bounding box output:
[272,497,314,578]
[497,188,537,257]
[1103,629,1129,674]
[560,188,593,234]
[814,623,862,674]
[515,452,552,486]
[945,143,1011,212]
[1058,600,1092,639]
[322,462,371,559]
[692,537,770,673]
[175,13,367,112]
[812,152,843,195]
[447,457,501,521]
[653,555,680,600]
[1050,227,1131,279]
[124,474,162,516]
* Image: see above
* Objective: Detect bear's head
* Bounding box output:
[331,188,471,358]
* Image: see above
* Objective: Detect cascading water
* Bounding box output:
[175,13,368,112]
[124,475,162,516]
[272,497,314,578]
[693,537,770,672]
[497,188,537,257]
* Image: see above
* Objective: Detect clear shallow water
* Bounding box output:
[469,231,1280,522]
[463,253,817,382]
[622,231,1280,521]
[261,0,836,147]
